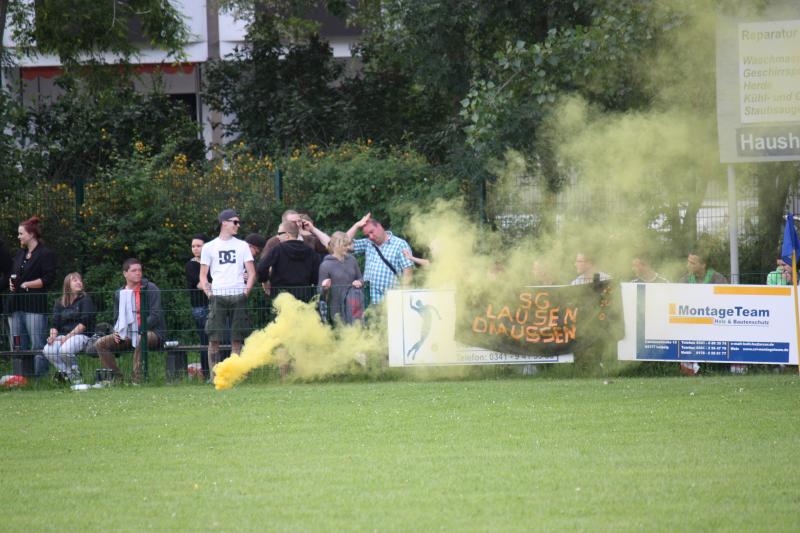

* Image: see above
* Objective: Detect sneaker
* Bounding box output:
[53,372,70,385]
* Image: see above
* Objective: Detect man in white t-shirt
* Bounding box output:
[200,208,255,379]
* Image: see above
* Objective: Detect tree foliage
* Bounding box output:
[456,1,679,161]
[1,0,796,288]
[204,22,348,151]
[8,76,203,186]
[2,0,189,67]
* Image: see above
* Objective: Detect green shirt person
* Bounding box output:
[766,259,792,286]
[679,252,728,284]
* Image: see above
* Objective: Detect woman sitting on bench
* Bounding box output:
[43,272,95,383]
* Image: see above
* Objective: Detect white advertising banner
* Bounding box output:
[386,289,574,367]
[617,283,797,364]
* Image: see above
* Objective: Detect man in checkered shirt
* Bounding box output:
[346,213,414,304]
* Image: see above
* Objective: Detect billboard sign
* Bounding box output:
[617,283,797,364]
[386,289,576,367]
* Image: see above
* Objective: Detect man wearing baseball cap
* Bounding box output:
[199,209,255,380]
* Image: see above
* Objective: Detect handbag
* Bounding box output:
[84,322,111,356]
[84,334,103,355]
[342,286,365,324]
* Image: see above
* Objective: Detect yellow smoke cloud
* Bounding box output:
[480,0,734,282]
[214,1,769,388]
[213,292,382,390]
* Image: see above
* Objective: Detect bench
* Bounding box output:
[161,344,233,380]
[0,344,232,381]
[0,349,39,377]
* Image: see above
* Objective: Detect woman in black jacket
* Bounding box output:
[8,216,57,353]
[43,272,94,382]
[185,233,211,379]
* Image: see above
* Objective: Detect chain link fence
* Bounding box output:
[0,283,370,383]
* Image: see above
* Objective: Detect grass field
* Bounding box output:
[2,375,798,531]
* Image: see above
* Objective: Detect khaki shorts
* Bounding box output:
[206,293,250,342]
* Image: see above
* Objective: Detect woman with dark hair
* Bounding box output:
[43,272,95,383]
[8,217,57,360]
[186,233,211,378]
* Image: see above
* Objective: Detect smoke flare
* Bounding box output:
[213,292,382,389]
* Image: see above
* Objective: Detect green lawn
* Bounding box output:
[1,375,798,532]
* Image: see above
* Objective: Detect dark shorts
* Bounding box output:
[206,293,250,342]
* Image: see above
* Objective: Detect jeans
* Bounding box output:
[11,311,48,351]
[11,311,49,376]
[191,305,210,378]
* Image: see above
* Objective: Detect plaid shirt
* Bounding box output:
[352,232,414,304]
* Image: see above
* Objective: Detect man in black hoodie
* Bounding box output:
[257,221,320,303]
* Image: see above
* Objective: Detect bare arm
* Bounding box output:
[244,260,255,295]
[402,248,430,267]
[346,212,371,239]
[199,264,211,296]
[20,278,43,290]
[402,267,413,286]
[303,220,331,248]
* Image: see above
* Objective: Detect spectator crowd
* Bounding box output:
[0,209,414,384]
[0,211,796,384]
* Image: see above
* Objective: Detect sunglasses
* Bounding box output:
[227,219,241,226]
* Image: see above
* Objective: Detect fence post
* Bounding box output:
[727,164,740,284]
[74,175,85,272]
[140,287,149,382]
[275,166,283,203]
[479,175,487,227]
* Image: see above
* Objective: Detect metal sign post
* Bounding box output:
[727,164,740,283]
[716,7,800,283]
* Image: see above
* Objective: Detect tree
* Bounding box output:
[457,1,679,163]
[204,18,349,151]
[2,0,189,67]
[1,1,200,275]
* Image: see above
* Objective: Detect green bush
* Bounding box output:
[69,140,452,294]
[280,141,459,233]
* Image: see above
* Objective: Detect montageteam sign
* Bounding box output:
[617,283,797,365]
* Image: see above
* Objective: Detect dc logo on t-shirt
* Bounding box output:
[219,250,237,265]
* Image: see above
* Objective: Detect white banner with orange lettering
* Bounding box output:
[617,283,797,364]
[385,289,575,367]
